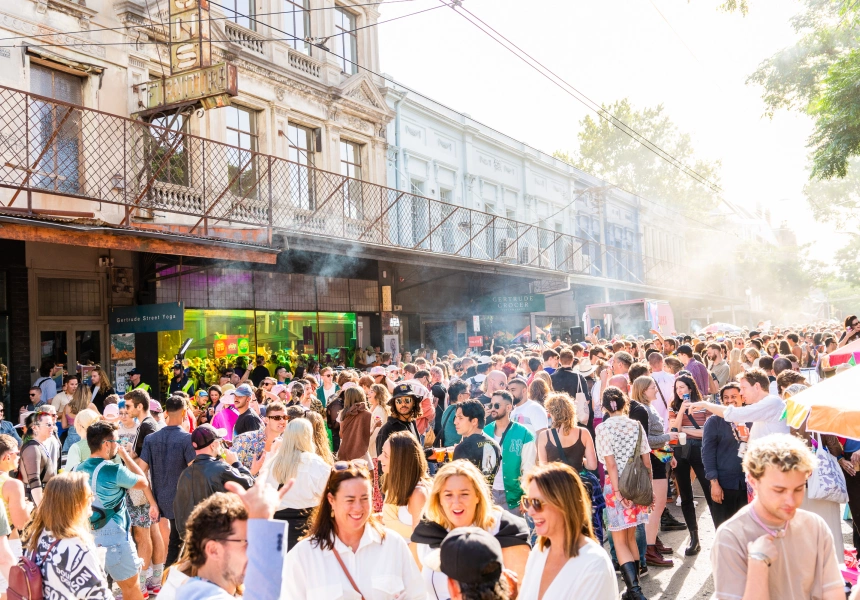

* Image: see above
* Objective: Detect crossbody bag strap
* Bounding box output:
[684,411,701,430]
[331,546,366,600]
[655,382,669,410]
[550,428,574,468]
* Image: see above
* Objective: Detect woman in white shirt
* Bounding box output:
[27,472,113,599]
[411,461,530,600]
[519,463,618,600]
[282,460,424,600]
[265,418,330,551]
[368,383,390,511]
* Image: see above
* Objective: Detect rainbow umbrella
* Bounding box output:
[785,365,860,438]
[826,338,860,367]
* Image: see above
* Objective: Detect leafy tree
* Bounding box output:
[553,99,721,216]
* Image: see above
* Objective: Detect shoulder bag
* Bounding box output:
[574,375,589,425]
[677,411,701,461]
[7,535,59,600]
[332,545,366,600]
[618,422,653,507]
[807,433,849,504]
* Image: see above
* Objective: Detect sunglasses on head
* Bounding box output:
[520,496,547,512]
[332,458,369,472]
[267,414,287,421]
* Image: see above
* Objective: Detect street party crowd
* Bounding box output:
[5,317,860,599]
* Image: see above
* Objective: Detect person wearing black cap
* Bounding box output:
[127,368,152,396]
[375,383,421,456]
[433,527,514,600]
[168,362,194,396]
[173,424,255,542]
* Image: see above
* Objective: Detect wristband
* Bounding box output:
[748,551,772,567]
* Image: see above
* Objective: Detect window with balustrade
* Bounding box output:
[284,0,311,54]
[334,7,358,74]
[340,140,363,218]
[224,0,256,30]
[287,123,316,210]
[226,105,258,199]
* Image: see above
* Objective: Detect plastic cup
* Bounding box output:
[679,432,687,445]
[737,424,749,438]
[434,448,445,462]
[447,448,455,461]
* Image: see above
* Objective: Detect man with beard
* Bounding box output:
[78,420,155,600]
[375,383,421,455]
[232,384,263,438]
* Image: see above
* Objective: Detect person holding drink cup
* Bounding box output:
[669,374,712,556]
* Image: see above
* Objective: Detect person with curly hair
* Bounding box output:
[375,384,422,456]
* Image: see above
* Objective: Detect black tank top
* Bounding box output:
[545,427,586,471]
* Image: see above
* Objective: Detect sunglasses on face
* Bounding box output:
[490,402,505,410]
[520,496,547,512]
[395,398,413,405]
[267,414,287,421]
[29,393,37,397]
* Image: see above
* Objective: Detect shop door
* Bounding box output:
[35,326,105,381]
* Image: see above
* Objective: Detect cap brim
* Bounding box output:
[211,427,228,439]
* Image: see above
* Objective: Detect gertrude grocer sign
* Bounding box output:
[474,294,546,315]
[110,303,185,334]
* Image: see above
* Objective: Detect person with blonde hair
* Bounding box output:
[62,383,98,451]
[728,347,745,380]
[379,431,430,563]
[367,382,390,511]
[528,378,550,407]
[304,410,334,465]
[712,434,843,600]
[533,370,553,392]
[537,393,597,470]
[282,460,424,599]
[64,408,102,470]
[411,460,530,600]
[519,463,618,599]
[26,472,113,598]
[264,418,330,550]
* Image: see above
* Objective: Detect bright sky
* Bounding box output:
[378,0,844,263]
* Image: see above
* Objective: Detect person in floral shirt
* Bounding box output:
[231,401,287,474]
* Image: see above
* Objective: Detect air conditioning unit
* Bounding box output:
[496,238,517,262]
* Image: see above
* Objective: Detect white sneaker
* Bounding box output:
[675,497,698,507]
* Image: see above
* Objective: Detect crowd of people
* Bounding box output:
[6,316,860,599]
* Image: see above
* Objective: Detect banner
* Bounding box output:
[214,335,250,357]
[468,336,484,348]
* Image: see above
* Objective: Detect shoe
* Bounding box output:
[613,560,621,573]
[620,561,648,600]
[685,531,701,556]
[147,580,162,595]
[661,510,686,532]
[639,564,648,577]
[646,545,673,567]
[655,536,673,554]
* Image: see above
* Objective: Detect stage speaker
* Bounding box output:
[569,326,584,343]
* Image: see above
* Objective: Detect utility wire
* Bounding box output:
[0,0,426,43]
[439,0,722,195]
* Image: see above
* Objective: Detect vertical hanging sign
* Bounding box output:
[170,0,212,74]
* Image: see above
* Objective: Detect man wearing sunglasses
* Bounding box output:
[233,402,288,473]
[173,424,255,544]
[484,391,535,516]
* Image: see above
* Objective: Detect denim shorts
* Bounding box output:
[92,519,141,582]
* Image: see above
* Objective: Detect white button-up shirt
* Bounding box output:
[282,523,425,600]
[722,394,789,442]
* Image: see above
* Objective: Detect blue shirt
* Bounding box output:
[0,421,21,445]
[701,416,746,490]
[76,457,139,528]
[844,438,860,459]
[140,426,196,518]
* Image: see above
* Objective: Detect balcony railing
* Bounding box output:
[224,22,266,55]
[0,84,680,286]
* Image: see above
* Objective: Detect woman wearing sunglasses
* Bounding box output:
[264,418,330,551]
[519,463,618,599]
[282,459,424,599]
[411,460,530,600]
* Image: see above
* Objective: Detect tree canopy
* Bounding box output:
[553,99,721,217]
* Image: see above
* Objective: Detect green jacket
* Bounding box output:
[317,383,339,408]
[483,421,535,509]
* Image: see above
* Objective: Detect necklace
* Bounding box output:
[749,502,788,538]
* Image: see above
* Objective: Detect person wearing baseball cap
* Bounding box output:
[168,362,195,397]
[173,424,254,543]
[126,367,152,396]
[429,527,515,600]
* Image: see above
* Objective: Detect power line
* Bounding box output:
[0,0,426,43]
[2,0,732,236]
[439,0,722,196]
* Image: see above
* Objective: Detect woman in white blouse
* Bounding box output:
[265,418,330,550]
[519,463,618,600]
[282,460,424,600]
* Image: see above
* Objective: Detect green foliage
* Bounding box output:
[553,99,721,217]
[809,49,860,179]
[719,0,750,15]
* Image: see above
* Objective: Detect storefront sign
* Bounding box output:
[110,303,184,334]
[170,0,212,74]
[389,317,400,327]
[473,316,480,333]
[468,336,484,348]
[381,286,392,311]
[473,294,546,314]
[214,335,250,358]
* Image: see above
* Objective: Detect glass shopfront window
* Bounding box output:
[158,308,357,389]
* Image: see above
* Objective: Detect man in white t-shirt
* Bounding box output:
[51,375,78,413]
[506,376,548,435]
[647,353,674,432]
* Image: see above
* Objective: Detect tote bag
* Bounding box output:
[808,433,848,504]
